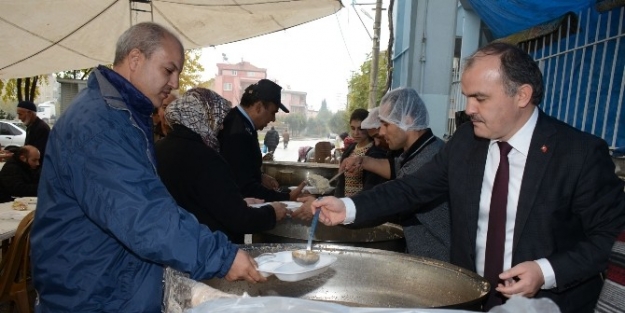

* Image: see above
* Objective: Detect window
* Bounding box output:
[247,72,255,77]
[224,83,233,91]
[0,123,11,135]
[231,70,238,76]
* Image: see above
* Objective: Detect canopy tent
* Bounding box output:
[0,0,342,79]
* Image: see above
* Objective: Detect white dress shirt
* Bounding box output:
[343,107,556,289]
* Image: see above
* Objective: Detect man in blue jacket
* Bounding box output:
[30,22,265,312]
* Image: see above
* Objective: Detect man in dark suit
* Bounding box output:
[219,79,304,202]
[312,43,625,312]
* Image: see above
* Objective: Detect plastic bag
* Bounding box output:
[489,295,561,313]
[185,296,470,313]
[262,144,268,153]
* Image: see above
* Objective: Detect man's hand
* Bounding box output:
[224,250,267,284]
[244,198,264,206]
[311,196,347,226]
[496,261,545,298]
[292,195,315,221]
[270,202,288,221]
[340,156,363,174]
[261,173,279,190]
[289,181,306,201]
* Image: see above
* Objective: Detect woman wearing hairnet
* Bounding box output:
[154,88,288,244]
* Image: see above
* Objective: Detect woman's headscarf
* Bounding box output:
[165,87,232,151]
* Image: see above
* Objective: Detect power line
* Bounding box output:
[351,4,373,40]
[334,11,355,68]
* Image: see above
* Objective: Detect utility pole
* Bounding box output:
[368,0,383,109]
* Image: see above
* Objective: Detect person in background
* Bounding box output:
[282,128,290,149]
[153,92,177,141]
[311,42,625,312]
[264,126,280,153]
[16,100,50,160]
[219,79,304,202]
[345,88,451,262]
[30,22,265,312]
[0,145,40,202]
[334,108,386,197]
[156,87,288,244]
[298,146,313,162]
[360,107,390,151]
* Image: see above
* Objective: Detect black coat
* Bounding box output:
[155,124,277,244]
[0,155,40,202]
[218,108,289,201]
[25,117,50,158]
[350,111,625,312]
[264,129,280,148]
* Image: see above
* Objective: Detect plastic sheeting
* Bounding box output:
[466,0,595,38]
[185,295,561,313]
[0,0,342,79]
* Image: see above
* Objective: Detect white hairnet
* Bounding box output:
[378,87,429,131]
[360,107,381,129]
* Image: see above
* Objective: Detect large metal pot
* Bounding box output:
[253,221,406,252]
[205,244,489,309]
[262,161,339,187]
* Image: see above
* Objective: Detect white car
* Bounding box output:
[0,120,26,150]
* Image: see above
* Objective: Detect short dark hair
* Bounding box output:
[350,108,369,122]
[16,146,30,159]
[465,42,544,106]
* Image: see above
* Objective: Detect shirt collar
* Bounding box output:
[236,106,256,131]
[490,107,538,156]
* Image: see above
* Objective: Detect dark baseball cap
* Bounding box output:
[245,79,289,113]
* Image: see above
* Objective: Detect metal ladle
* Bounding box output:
[292,209,321,266]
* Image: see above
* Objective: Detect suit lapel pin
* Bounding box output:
[541,145,548,153]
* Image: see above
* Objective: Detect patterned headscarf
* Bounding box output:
[165,88,232,151]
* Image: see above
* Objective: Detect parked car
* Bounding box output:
[0,120,26,150]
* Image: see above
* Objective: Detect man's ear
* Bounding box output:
[19,155,27,163]
[128,48,143,71]
[516,84,533,108]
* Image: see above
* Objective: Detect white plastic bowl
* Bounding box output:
[255,251,337,282]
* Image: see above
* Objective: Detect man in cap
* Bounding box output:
[344,88,450,261]
[16,100,50,159]
[219,79,304,201]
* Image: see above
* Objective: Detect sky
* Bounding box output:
[199,0,390,113]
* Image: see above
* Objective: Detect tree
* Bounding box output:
[56,68,93,80]
[284,113,307,136]
[347,50,389,114]
[328,110,348,134]
[0,75,46,102]
[179,49,204,93]
[306,117,324,137]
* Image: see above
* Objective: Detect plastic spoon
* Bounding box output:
[292,209,321,266]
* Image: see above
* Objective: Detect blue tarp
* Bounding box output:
[528,6,625,149]
[467,0,595,38]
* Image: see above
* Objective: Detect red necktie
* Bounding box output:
[484,141,513,310]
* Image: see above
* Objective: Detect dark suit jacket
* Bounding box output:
[155,124,277,244]
[351,110,625,312]
[218,108,289,201]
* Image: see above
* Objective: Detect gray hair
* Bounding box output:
[113,22,183,66]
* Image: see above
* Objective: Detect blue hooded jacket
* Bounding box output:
[30,67,238,312]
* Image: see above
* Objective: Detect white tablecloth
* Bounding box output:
[0,200,35,241]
